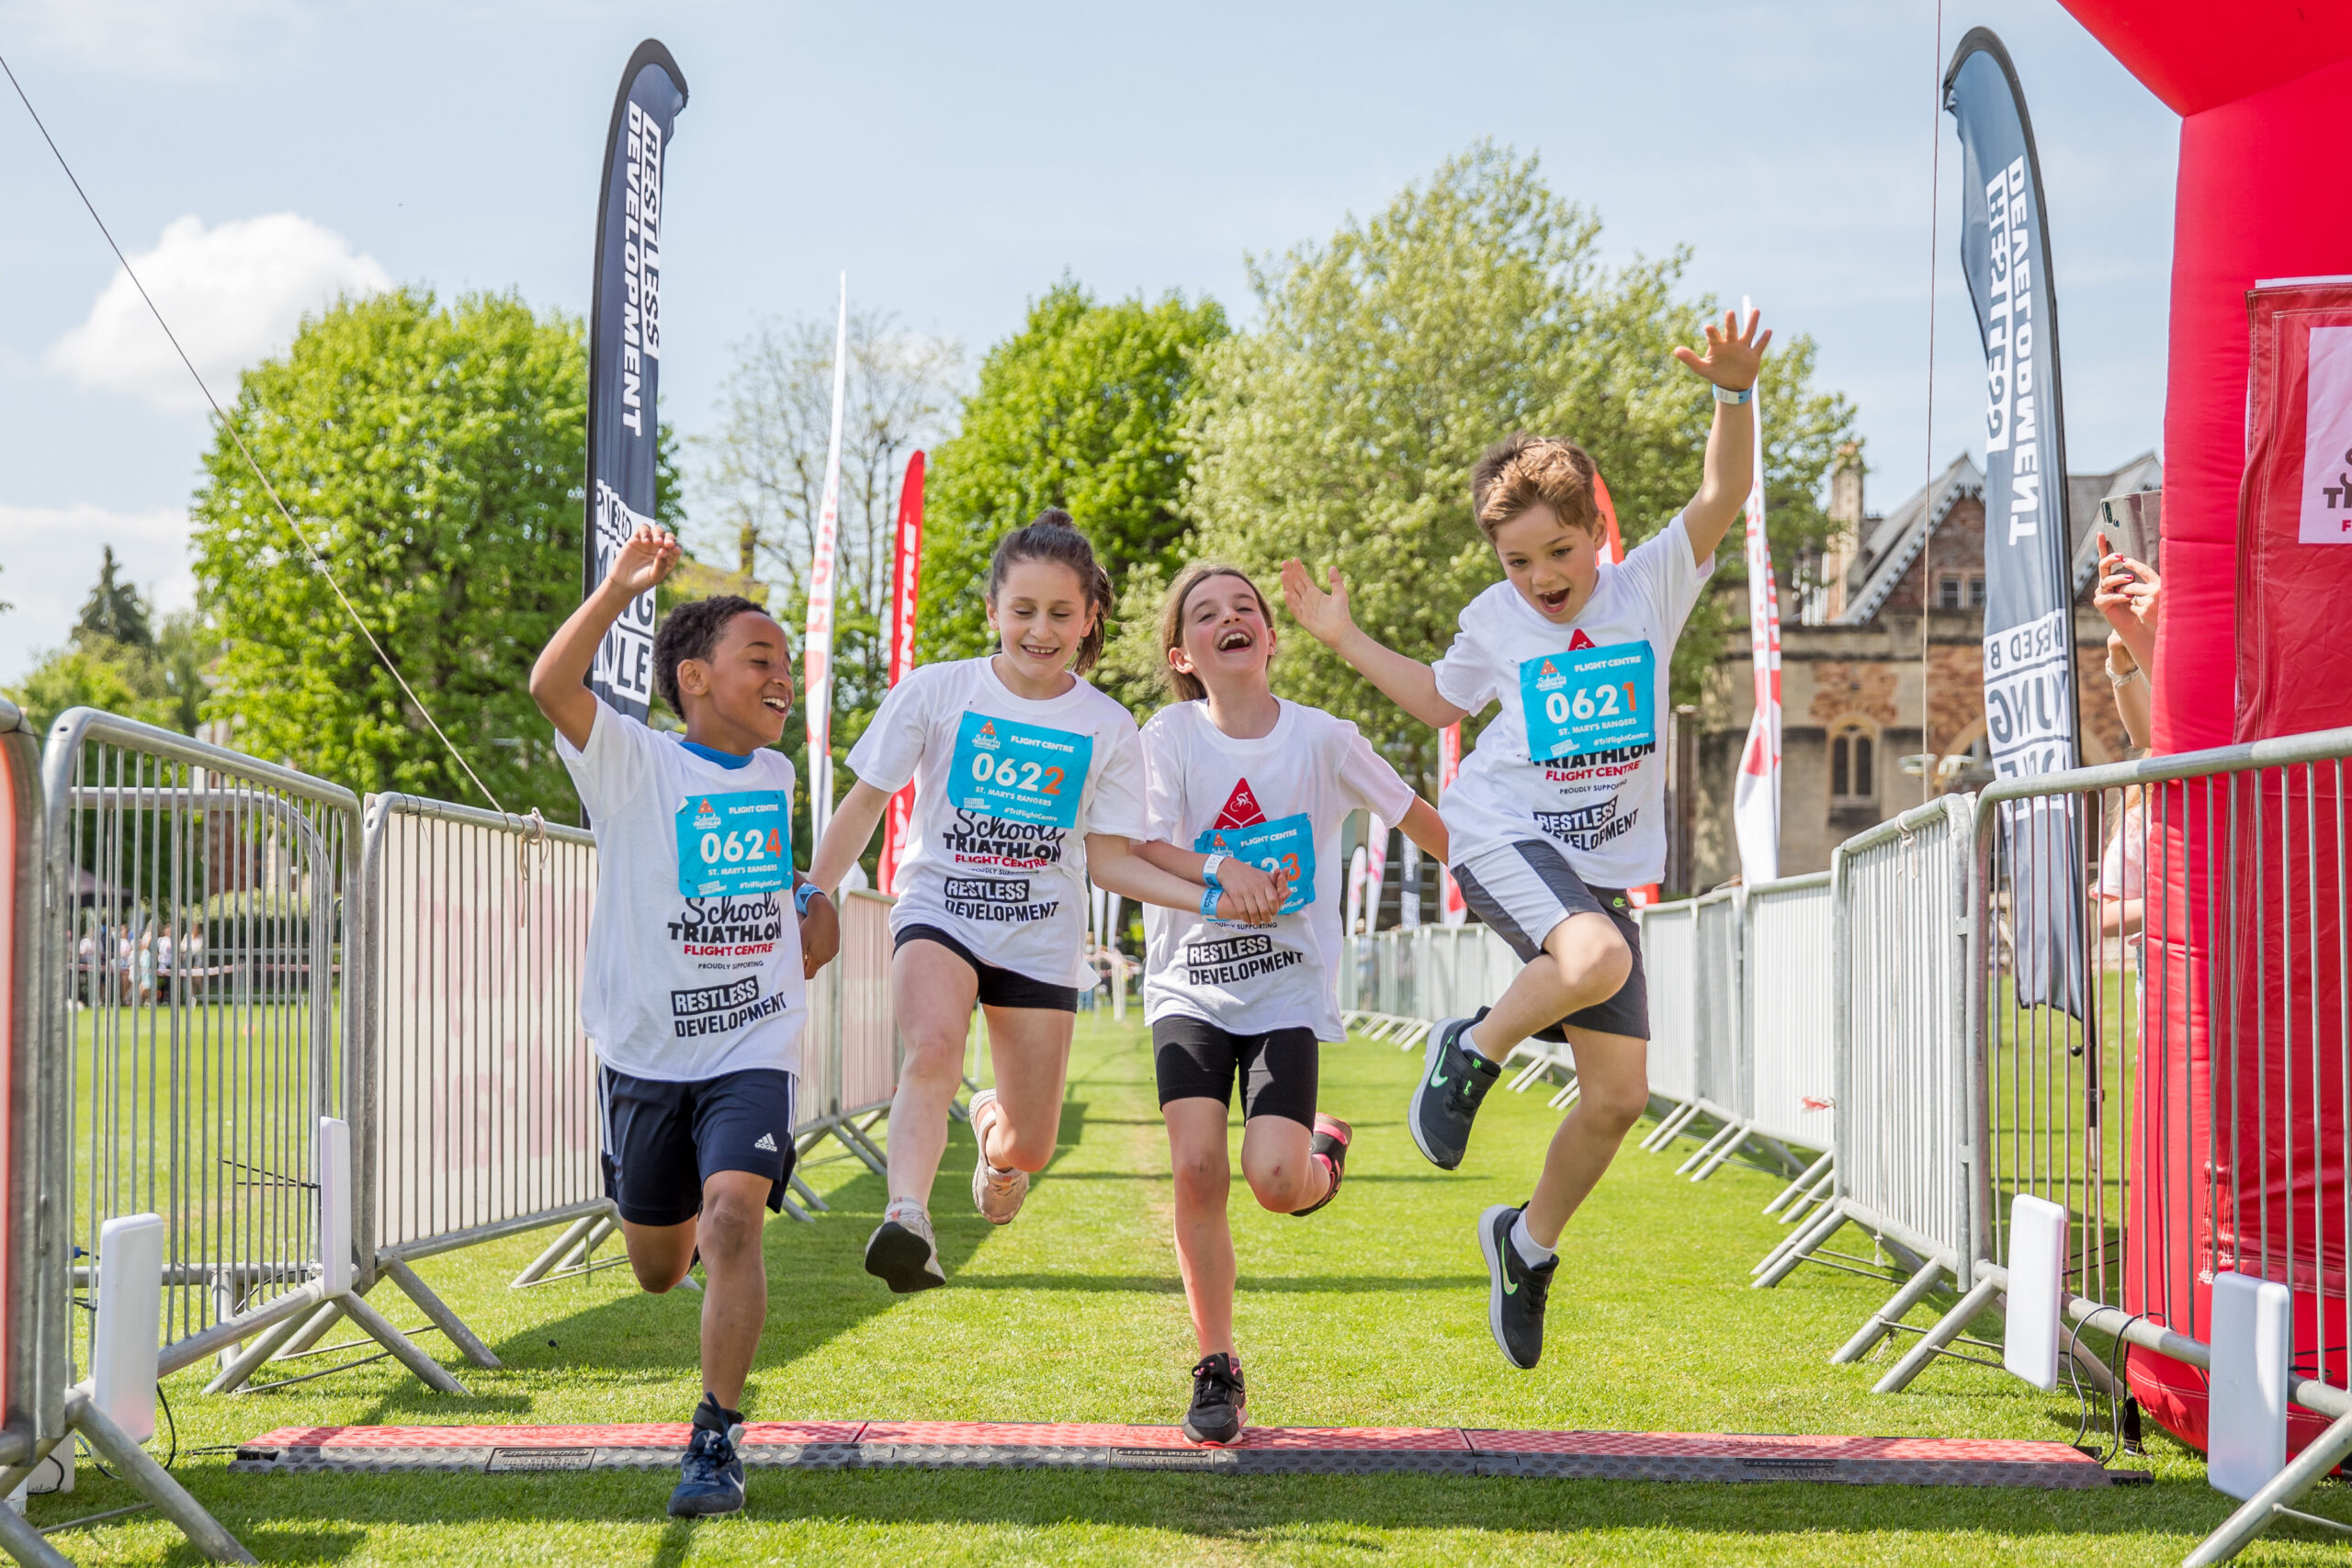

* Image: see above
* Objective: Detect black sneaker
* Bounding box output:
[1477,1203,1556,1371]
[1289,1113,1351,1217]
[667,1395,746,1517]
[1182,1352,1247,1446]
[1408,1014,1501,1170]
[865,1204,945,1293]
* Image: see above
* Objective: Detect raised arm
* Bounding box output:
[528,522,680,750]
[1672,308,1772,565]
[1398,796,1448,864]
[1279,560,1466,729]
[808,779,893,895]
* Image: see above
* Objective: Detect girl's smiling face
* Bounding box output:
[1490,502,1602,624]
[988,558,1098,684]
[1170,572,1274,691]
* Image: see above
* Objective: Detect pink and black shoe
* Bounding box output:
[1182,1352,1247,1445]
[1288,1113,1351,1217]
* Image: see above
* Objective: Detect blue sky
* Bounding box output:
[0,0,2178,682]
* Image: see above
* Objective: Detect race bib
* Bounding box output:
[950,713,1092,829]
[675,791,793,898]
[1194,812,1315,913]
[1520,641,1656,761]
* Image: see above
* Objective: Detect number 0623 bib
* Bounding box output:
[675,791,794,898]
[1519,640,1656,761]
[950,712,1092,830]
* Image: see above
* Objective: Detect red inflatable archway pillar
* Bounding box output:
[2057,2,2352,1452]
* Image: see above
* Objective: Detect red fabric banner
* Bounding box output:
[877,452,926,896]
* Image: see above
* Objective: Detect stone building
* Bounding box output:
[1676,446,2162,890]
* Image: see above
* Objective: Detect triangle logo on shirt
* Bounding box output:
[697,799,714,816]
[1213,779,1267,829]
[978,721,997,737]
[1566,629,1596,651]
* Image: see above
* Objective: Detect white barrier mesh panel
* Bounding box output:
[1643,906,1698,1104]
[837,891,898,1116]
[1744,874,1835,1150]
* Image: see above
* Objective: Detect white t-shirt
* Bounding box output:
[557,702,807,1083]
[1431,512,1715,886]
[2098,807,2145,901]
[1141,700,1418,1041]
[848,657,1149,987]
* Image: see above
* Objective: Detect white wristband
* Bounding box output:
[1713,383,1754,405]
[1200,852,1227,887]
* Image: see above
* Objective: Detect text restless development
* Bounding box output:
[619,99,664,435]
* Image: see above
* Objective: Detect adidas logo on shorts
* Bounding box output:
[753,1133,778,1152]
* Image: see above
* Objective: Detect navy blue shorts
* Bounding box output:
[600,1066,797,1227]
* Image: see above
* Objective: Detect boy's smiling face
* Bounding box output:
[1490,502,1603,625]
[676,610,795,750]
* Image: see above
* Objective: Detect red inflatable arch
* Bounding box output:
[2057,1,2352,1452]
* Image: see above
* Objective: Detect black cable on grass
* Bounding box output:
[0,49,506,813]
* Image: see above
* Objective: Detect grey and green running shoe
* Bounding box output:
[1408,1013,1501,1170]
[1477,1203,1556,1371]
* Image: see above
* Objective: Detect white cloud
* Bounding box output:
[45,214,390,412]
[0,0,307,79]
[0,503,194,684]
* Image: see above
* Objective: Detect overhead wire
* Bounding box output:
[0,51,506,815]
[1920,0,1945,806]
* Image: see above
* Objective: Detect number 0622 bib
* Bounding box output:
[1519,640,1656,761]
[949,712,1092,830]
[674,791,794,897]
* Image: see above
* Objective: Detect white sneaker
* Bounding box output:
[865,1201,945,1293]
[967,1089,1031,1225]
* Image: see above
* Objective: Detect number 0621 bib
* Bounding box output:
[949,712,1092,829]
[1519,640,1656,761]
[675,791,794,898]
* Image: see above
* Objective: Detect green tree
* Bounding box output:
[6,607,210,738]
[190,288,682,815]
[75,546,154,648]
[923,280,1227,709]
[1165,143,1856,794]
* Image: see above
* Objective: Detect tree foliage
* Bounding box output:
[1159,144,1856,794]
[189,288,680,815]
[76,547,154,648]
[691,310,961,846]
[923,280,1227,709]
[6,562,209,739]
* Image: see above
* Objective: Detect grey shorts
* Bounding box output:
[1452,840,1648,1042]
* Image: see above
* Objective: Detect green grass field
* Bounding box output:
[25,1013,2350,1564]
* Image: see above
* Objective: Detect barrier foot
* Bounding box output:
[1545,1077,1582,1111]
[63,1391,254,1564]
[1641,1101,1701,1153]
[1690,1124,1755,1181]
[832,1122,888,1179]
[1872,1276,2001,1394]
[276,1295,351,1358]
[1674,1120,1739,1176]
[339,1289,467,1395]
[1765,1152,1834,1216]
[789,1172,829,1213]
[205,1303,321,1395]
[565,1216,618,1272]
[2184,1405,2352,1565]
[1756,1204,1848,1289]
[1747,1132,1804,1179]
[0,1484,73,1568]
[1832,1258,1945,1364]
[777,1190,815,1224]
[384,1258,501,1370]
[512,1213,603,1288]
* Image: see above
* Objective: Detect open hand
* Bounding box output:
[1673,307,1771,392]
[1213,859,1289,925]
[605,522,682,599]
[798,889,840,978]
[1280,558,1357,649]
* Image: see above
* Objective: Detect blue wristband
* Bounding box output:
[1712,382,1754,405]
[794,882,821,916]
[1199,887,1221,921]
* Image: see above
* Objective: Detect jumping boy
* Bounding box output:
[1281,308,1769,1370]
[530,521,839,1517]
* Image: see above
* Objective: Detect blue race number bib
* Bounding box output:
[1194,812,1315,913]
[949,713,1092,829]
[1519,641,1656,761]
[675,791,793,898]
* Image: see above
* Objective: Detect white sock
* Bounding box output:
[1510,1211,1555,1268]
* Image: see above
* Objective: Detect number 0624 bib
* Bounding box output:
[949,712,1092,830]
[675,791,794,897]
[1519,640,1656,761]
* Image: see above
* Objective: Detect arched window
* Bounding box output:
[1830,722,1877,806]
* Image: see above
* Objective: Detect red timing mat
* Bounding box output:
[232,1420,2132,1487]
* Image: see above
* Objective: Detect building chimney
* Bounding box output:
[1820,441,1863,623]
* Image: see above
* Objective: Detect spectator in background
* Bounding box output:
[2095,531,2160,756]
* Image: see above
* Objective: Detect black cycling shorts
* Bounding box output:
[1152,1015,1318,1129]
[601,1066,797,1228]
[896,923,1080,1012]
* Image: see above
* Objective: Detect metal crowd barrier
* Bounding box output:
[1755,795,1978,1373]
[796,888,898,1186]
[1742,873,1838,1210]
[353,795,608,1347]
[37,710,449,1404]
